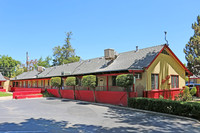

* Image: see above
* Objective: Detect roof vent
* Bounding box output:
[136,46,139,52]
[104,49,115,60]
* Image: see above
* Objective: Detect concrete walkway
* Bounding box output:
[0,98,199,133]
[0,96,12,100]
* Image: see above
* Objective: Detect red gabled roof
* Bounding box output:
[146,44,192,75]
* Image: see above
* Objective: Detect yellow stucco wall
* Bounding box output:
[146,50,185,91]
[2,81,10,91]
[45,80,49,87]
[135,72,146,97]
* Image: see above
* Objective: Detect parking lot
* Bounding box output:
[0,98,199,133]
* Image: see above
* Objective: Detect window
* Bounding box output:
[112,76,117,86]
[151,74,159,90]
[134,73,142,79]
[171,75,179,88]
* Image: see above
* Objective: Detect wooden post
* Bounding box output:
[132,72,135,92]
[106,76,109,91]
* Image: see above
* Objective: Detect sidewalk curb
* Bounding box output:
[44,97,200,123]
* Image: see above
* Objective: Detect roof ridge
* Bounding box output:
[118,44,165,55]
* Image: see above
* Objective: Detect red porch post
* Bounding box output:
[132,72,135,92]
[37,80,38,88]
[106,76,109,91]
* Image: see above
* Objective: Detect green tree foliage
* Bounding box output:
[116,74,133,90]
[12,64,24,78]
[37,56,52,68]
[0,55,20,77]
[53,32,80,66]
[190,87,197,96]
[50,77,61,88]
[81,75,96,88]
[65,77,76,86]
[184,15,200,75]
[185,76,189,82]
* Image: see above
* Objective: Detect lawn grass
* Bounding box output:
[192,101,200,103]
[0,92,12,97]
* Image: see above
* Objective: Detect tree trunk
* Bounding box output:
[58,87,62,98]
[92,88,97,103]
[73,86,76,100]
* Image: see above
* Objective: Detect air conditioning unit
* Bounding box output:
[104,49,115,60]
[37,66,45,72]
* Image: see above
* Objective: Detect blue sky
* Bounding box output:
[0,0,199,65]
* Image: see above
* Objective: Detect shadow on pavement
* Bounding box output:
[103,106,200,133]
[0,117,157,133]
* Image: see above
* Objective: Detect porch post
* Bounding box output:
[106,76,109,91]
[132,72,135,92]
[31,80,33,88]
[37,80,38,88]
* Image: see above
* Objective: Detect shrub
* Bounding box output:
[128,97,200,120]
[65,77,76,86]
[159,95,164,99]
[42,90,54,97]
[190,87,197,96]
[50,77,61,88]
[81,75,96,88]
[182,86,192,101]
[116,74,133,91]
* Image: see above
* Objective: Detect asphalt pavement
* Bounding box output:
[0,98,199,133]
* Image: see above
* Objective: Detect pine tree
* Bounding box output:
[184,15,200,75]
[53,32,80,66]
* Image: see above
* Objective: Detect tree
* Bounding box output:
[184,15,200,75]
[65,77,76,86]
[50,77,62,97]
[65,77,77,99]
[11,64,24,78]
[82,75,97,102]
[37,56,52,68]
[0,55,21,77]
[116,74,133,91]
[53,32,80,66]
[50,77,62,88]
[116,74,133,99]
[24,59,38,72]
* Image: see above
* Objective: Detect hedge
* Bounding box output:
[128,97,200,120]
